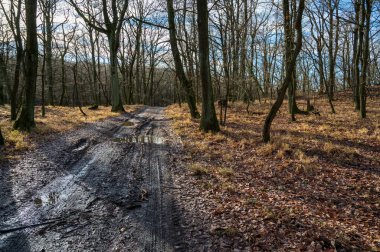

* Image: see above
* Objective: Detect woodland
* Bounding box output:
[0,0,379,250]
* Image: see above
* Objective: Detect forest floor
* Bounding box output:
[166,89,380,251]
[0,91,379,251]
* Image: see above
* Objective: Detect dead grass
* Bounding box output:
[0,105,141,157]
[188,163,210,176]
[166,91,380,250]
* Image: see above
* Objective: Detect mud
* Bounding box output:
[0,107,188,252]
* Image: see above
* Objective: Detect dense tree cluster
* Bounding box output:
[0,0,378,137]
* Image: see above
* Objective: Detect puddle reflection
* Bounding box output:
[113,136,165,144]
[33,192,60,208]
[122,121,134,127]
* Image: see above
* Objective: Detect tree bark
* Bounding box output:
[0,54,8,105]
[44,0,54,106]
[59,57,66,105]
[69,0,128,112]
[89,27,99,106]
[14,0,38,131]
[0,127,4,146]
[11,49,22,120]
[0,0,24,120]
[108,35,124,112]
[41,45,46,117]
[167,0,200,118]
[353,0,360,110]
[262,0,305,142]
[72,48,87,117]
[359,0,372,118]
[197,0,219,132]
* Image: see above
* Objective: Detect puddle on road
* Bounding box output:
[113,136,165,144]
[12,156,97,227]
[34,198,43,207]
[31,158,96,208]
[122,121,134,127]
[33,192,60,208]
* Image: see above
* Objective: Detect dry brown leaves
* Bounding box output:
[166,92,380,251]
[0,105,142,158]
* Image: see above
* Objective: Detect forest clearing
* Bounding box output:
[0,0,379,250]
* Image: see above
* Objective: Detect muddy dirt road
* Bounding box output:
[0,107,188,252]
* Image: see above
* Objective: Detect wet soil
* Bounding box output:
[0,107,190,252]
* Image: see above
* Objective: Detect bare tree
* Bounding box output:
[167,0,200,118]
[39,0,58,105]
[359,0,373,118]
[69,0,129,112]
[0,0,23,120]
[55,21,76,105]
[263,0,305,142]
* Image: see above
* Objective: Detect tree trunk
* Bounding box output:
[89,27,99,106]
[327,0,335,101]
[41,46,46,117]
[197,0,219,132]
[167,0,200,118]
[263,0,305,142]
[134,21,143,104]
[108,35,125,112]
[72,50,87,117]
[0,55,8,105]
[288,70,297,120]
[14,0,38,131]
[45,3,54,106]
[10,50,22,120]
[353,1,360,110]
[59,57,66,105]
[0,127,4,146]
[359,0,372,118]
[8,0,23,120]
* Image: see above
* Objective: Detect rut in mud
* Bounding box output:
[0,107,187,252]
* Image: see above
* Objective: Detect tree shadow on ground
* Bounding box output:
[275,129,380,174]
[0,158,31,252]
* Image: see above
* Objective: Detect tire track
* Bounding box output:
[0,106,184,252]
